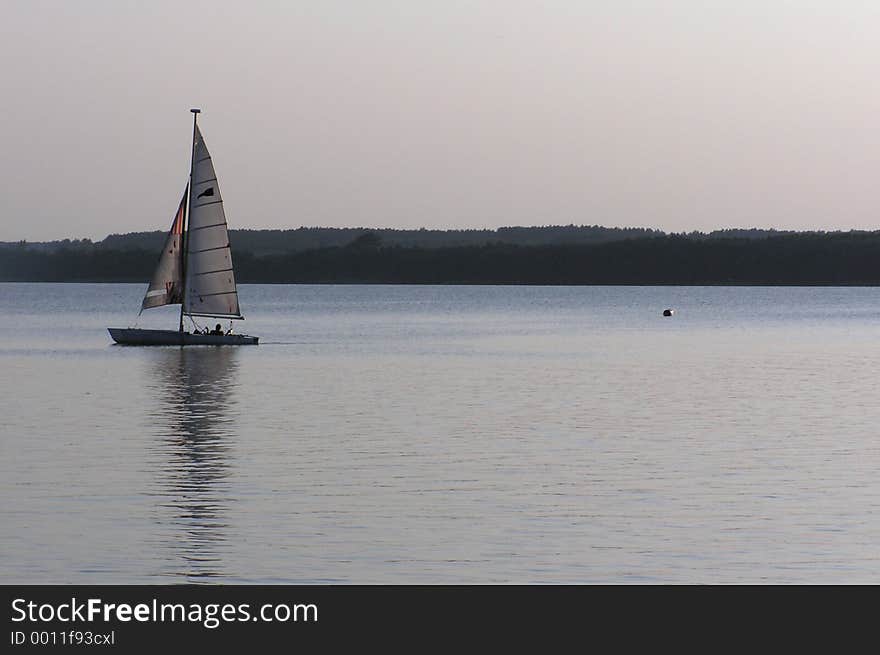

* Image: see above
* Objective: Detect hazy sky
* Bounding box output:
[3,1,880,241]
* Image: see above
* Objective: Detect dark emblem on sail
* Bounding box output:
[197,187,215,199]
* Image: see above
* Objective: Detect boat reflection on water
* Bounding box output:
[146,347,240,581]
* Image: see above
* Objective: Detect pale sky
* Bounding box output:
[2,1,880,241]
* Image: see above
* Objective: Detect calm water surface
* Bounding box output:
[2,283,880,583]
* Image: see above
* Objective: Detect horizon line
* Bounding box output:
[6,224,880,244]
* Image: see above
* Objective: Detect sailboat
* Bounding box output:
[108,109,258,345]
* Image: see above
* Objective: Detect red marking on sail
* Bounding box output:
[171,186,187,235]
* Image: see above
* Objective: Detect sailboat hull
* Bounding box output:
[108,328,258,346]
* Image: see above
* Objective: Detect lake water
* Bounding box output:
[2,283,880,583]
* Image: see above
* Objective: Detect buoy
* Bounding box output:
[663,308,674,317]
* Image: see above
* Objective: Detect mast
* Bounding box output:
[179,108,200,333]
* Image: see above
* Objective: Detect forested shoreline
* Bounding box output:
[4,229,880,285]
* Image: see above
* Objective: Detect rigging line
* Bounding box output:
[188,315,207,333]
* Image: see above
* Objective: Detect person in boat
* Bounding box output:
[210,323,223,335]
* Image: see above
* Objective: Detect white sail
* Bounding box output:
[183,125,242,318]
[140,188,187,312]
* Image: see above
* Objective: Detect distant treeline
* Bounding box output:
[4,230,880,284]
[6,225,666,255]
[5,224,810,256]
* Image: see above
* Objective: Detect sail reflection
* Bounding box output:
[146,347,240,581]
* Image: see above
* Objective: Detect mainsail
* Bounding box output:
[140,188,187,312]
[182,125,242,318]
